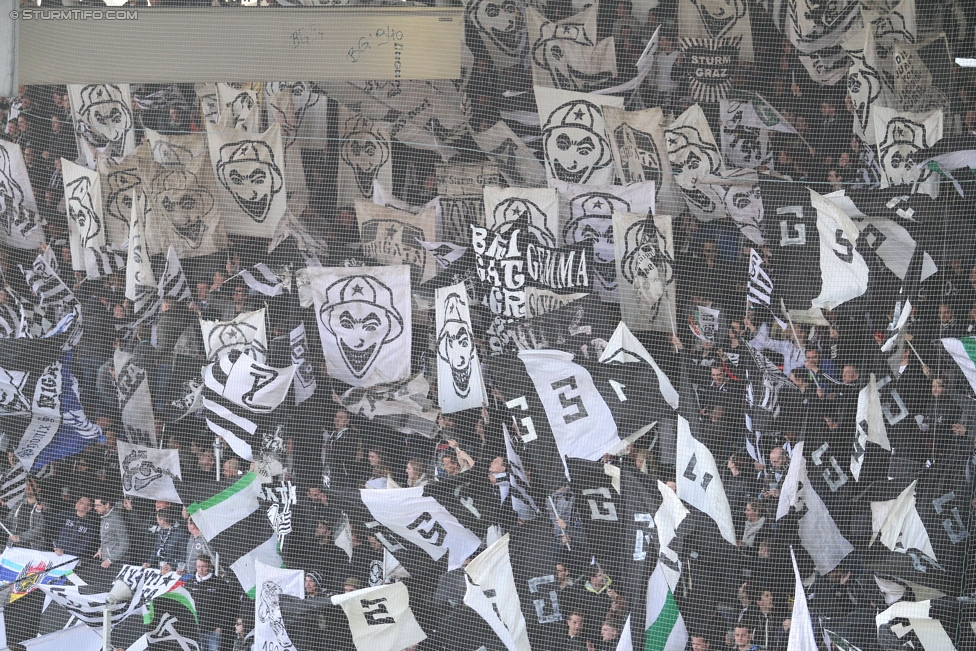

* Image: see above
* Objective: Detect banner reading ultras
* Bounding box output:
[17,8,463,84]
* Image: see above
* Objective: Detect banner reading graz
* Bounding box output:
[680,38,740,103]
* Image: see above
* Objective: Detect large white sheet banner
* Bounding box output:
[463,534,530,651]
[0,140,44,250]
[255,561,303,651]
[331,582,427,651]
[435,283,486,414]
[61,158,106,271]
[200,309,268,364]
[67,83,136,166]
[613,210,676,333]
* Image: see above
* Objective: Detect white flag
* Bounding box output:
[809,189,869,310]
[665,104,726,220]
[338,109,393,208]
[675,415,736,545]
[787,548,819,651]
[876,600,957,650]
[114,351,158,448]
[644,561,688,651]
[67,84,136,166]
[613,211,676,333]
[871,480,937,560]
[355,200,438,283]
[309,265,412,388]
[331,582,427,651]
[776,441,854,574]
[62,159,106,271]
[0,140,44,250]
[255,561,303,651]
[852,374,890,480]
[118,442,182,504]
[527,6,617,92]
[200,309,268,363]
[463,534,531,651]
[359,487,481,571]
[20,624,102,651]
[435,283,486,414]
[655,480,689,592]
[125,191,156,309]
[873,106,943,198]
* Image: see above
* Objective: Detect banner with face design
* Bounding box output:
[773,0,860,85]
[677,0,753,101]
[338,108,393,208]
[97,145,145,245]
[138,153,227,258]
[265,82,329,151]
[60,159,104,271]
[309,265,412,388]
[873,106,942,198]
[0,140,44,251]
[217,83,261,133]
[471,120,547,188]
[67,84,136,167]
[436,162,504,245]
[552,179,655,302]
[465,0,526,70]
[528,6,617,92]
[613,210,676,332]
[718,95,797,170]
[201,309,268,364]
[196,83,222,127]
[665,104,726,220]
[144,128,207,168]
[207,123,288,239]
[844,27,893,146]
[435,283,487,414]
[355,200,438,283]
[125,191,156,312]
[534,86,622,187]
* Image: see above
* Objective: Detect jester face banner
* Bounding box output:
[216,83,261,133]
[665,104,726,219]
[144,128,208,168]
[613,210,676,332]
[435,282,487,413]
[0,140,44,251]
[265,82,328,151]
[98,145,146,245]
[338,108,393,208]
[534,86,623,187]
[207,123,288,238]
[309,265,412,388]
[61,159,105,270]
[67,84,136,166]
[873,107,943,198]
[528,6,617,92]
[466,0,526,70]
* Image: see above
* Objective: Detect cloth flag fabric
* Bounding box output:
[464,0,525,71]
[871,480,937,560]
[338,373,440,439]
[255,561,303,651]
[0,548,78,602]
[876,600,957,650]
[534,86,623,187]
[144,587,200,651]
[787,547,819,651]
[471,120,547,188]
[355,200,438,283]
[84,242,127,280]
[309,265,412,388]
[809,189,869,310]
[462,534,530,651]
[19,624,102,651]
[61,158,106,271]
[675,415,736,545]
[527,6,617,92]
[852,374,891,481]
[643,560,688,651]
[435,282,486,414]
[228,534,282,599]
[118,441,182,504]
[337,109,393,208]
[39,565,184,625]
[665,104,726,220]
[331,582,427,651]
[200,309,268,363]
[599,320,679,410]
[359,487,481,571]
[67,83,137,166]
[115,350,157,446]
[97,145,144,245]
[0,140,44,250]
[873,106,943,198]
[776,441,854,574]
[941,337,976,394]
[206,123,288,238]
[186,471,262,542]
[655,481,689,591]
[613,211,676,333]
[603,106,682,217]
[126,192,156,311]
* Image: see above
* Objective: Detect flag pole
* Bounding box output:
[547,496,571,551]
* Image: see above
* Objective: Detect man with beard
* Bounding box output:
[215,139,284,223]
[541,100,614,185]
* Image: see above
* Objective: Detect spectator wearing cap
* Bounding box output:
[342,576,360,592]
[185,518,217,574]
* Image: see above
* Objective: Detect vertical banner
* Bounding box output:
[435,282,487,414]
[613,211,676,333]
[255,561,304,651]
[338,108,393,208]
[67,83,136,166]
[61,159,105,271]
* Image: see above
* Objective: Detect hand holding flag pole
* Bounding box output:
[547,496,572,551]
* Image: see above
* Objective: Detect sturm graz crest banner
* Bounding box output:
[118,441,182,504]
[435,282,487,414]
[528,5,617,92]
[207,123,288,238]
[0,140,44,250]
[309,265,412,388]
[61,159,106,272]
[613,210,676,333]
[677,0,753,102]
[534,86,622,187]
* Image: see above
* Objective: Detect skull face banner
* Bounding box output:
[310,266,412,388]
[435,283,487,413]
[535,86,622,187]
[61,159,106,271]
[208,124,288,238]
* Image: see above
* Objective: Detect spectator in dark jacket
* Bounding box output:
[94,494,130,569]
[54,495,97,557]
[188,555,238,651]
[145,507,190,573]
[3,480,47,549]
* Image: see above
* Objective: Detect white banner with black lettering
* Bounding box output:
[519,349,622,461]
[255,561,303,651]
[62,159,106,271]
[613,211,676,332]
[355,200,438,283]
[463,534,531,651]
[359,487,481,571]
[206,123,288,238]
[809,189,869,311]
[117,442,182,504]
[200,309,268,364]
[331,582,427,651]
[675,415,736,545]
[309,266,412,388]
[435,283,486,414]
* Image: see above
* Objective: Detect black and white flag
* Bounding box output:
[331,582,427,651]
[875,599,955,650]
[144,589,201,651]
[436,162,503,246]
[118,441,182,504]
[217,83,261,133]
[201,309,268,364]
[852,374,891,481]
[678,0,753,101]
[309,265,412,388]
[265,82,329,151]
[84,243,126,280]
[62,158,106,271]
[207,123,288,238]
[870,480,937,560]
[115,349,157,446]
[255,561,303,651]
[435,283,486,413]
[873,107,943,198]
[356,200,438,283]
[98,145,144,245]
[339,374,440,438]
[528,6,617,92]
[463,534,531,651]
[535,86,622,187]
[471,120,547,188]
[675,415,737,545]
[665,104,727,220]
[772,0,860,85]
[655,480,689,591]
[553,179,656,301]
[0,140,44,250]
[359,486,482,571]
[338,109,393,208]
[67,83,136,166]
[465,0,526,70]
[613,211,676,333]
[126,191,156,313]
[145,127,208,167]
